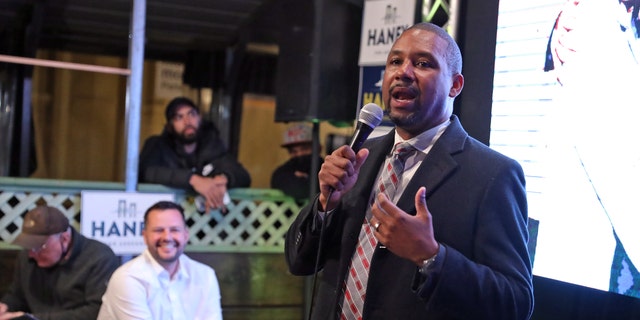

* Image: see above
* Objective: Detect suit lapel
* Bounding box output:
[396,116,468,214]
[348,116,469,215]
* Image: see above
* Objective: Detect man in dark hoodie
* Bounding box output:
[139,97,251,212]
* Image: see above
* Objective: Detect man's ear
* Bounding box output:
[61,228,72,244]
[449,73,464,98]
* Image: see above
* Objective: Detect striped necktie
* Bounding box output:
[340,142,415,320]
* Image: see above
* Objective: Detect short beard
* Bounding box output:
[389,111,419,130]
[178,131,198,144]
[169,125,199,144]
[153,240,182,263]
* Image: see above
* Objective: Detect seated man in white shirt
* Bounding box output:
[98,201,223,320]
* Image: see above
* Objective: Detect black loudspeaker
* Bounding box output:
[275,0,363,123]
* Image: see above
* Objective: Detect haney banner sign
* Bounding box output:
[80,191,175,255]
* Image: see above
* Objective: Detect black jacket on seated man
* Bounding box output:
[139,120,251,190]
[271,154,323,200]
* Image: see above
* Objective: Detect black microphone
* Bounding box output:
[349,103,384,152]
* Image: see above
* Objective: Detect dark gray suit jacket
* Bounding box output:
[285,115,534,320]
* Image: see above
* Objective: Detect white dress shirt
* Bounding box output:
[97,249,223,320]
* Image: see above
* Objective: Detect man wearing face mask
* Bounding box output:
[271,123,323,200]
[97,201,223,320]
[139,97,251,212]
[0,206,119,320]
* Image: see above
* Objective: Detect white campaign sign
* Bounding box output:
[358,0,416,66]
[80,191,175,255]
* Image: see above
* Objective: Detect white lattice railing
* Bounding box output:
[0,177,306,253]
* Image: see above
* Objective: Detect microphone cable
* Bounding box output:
[305,103,382,319]
[307,188,335,320]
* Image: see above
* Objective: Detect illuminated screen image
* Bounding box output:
[490,0,640,298]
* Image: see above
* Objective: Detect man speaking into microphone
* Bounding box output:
[284,22,533,320]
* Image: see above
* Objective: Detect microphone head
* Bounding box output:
[359,103,383,128]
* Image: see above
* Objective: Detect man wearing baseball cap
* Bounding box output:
[139,96,251,212]
[0,206,119,320]
[270,123,323,200]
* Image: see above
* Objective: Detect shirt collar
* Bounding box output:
[143,248,189,281]
[393,119,450,154]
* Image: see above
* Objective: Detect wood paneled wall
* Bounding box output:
[27,50,354,188]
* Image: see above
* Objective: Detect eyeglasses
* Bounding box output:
[30,234,61,253]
